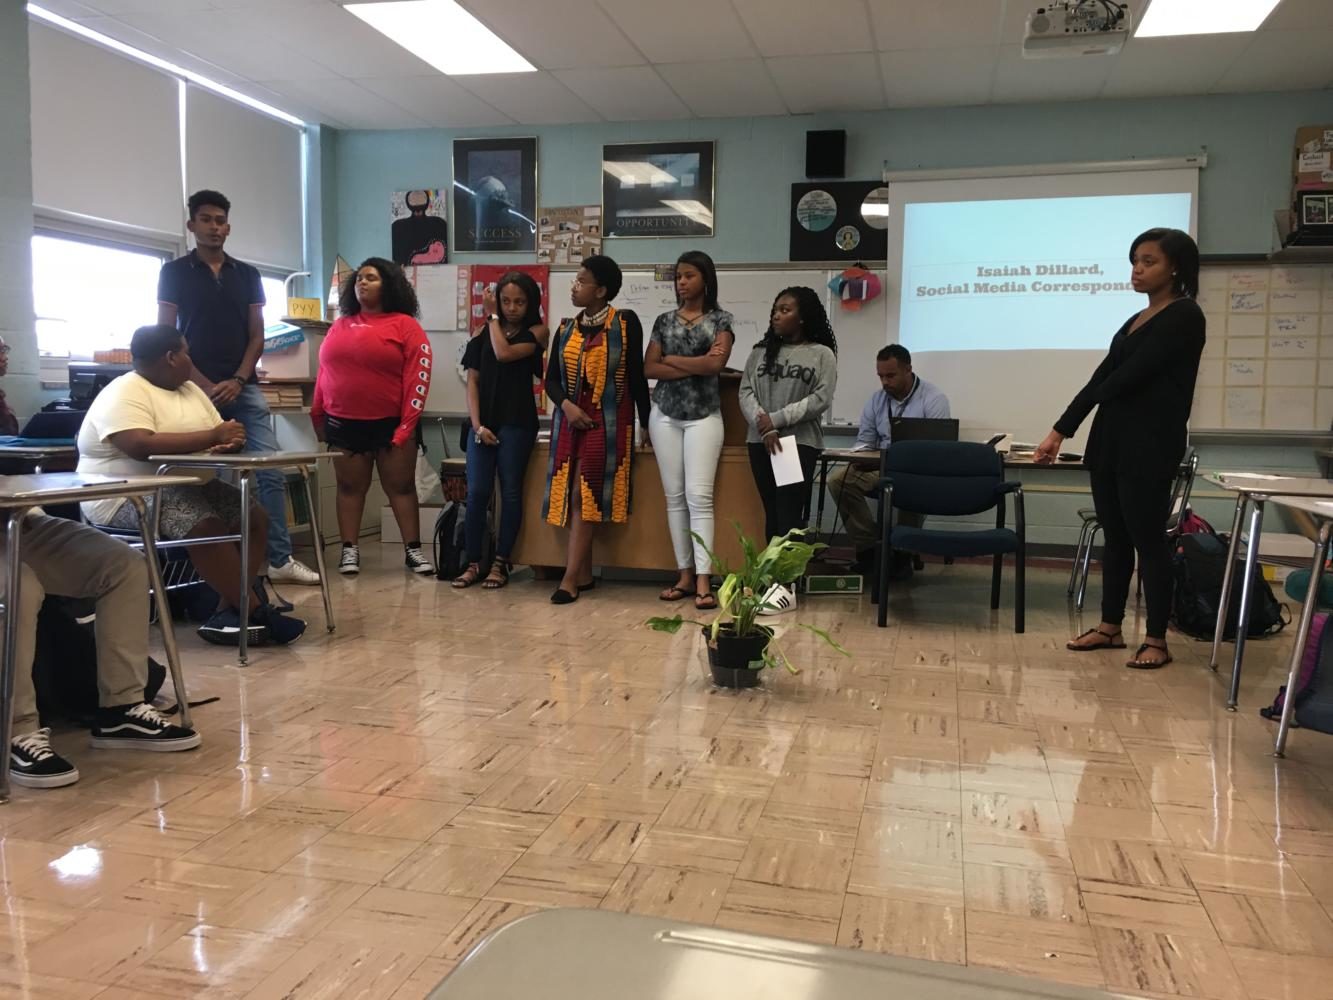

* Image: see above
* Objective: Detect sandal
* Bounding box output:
[1127,642,1173,670]
[694,592,718,610]
[1066,627,1126,651]
[659,585,691,602]
[482,560,510,590]
[452,562,482,589]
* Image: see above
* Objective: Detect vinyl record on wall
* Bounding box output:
[789,181,888,262]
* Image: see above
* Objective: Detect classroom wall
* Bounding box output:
[331,89,1333,268]
[1,0,38,418]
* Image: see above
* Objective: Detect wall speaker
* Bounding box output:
[805,130,846,179]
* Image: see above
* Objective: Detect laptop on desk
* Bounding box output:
[890,417,959,443]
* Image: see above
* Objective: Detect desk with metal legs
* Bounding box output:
[1206,474,1333,710]
[150,452,337,666]
[0,473,204,803]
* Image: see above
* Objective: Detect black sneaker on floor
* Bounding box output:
[10,727,79,788]
[250,603,307,645]
[90,703,201,751]
[197,608,265,647]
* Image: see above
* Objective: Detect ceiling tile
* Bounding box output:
[1101,35,1251,99]
[879,46,997,108]
[766,52,886,114]
[251,1,441,79]
[1260,0,1333,30]
[69,0,218,12]
[262,76,431,129]
[657,59,788,117]
[597,0,756,63]
[732,0,873,56]
[465,0,643,70]
[990,47,1116,104]
[873,0,1005,50]
[452,72,601,124]
[553,65,690,121]
[116,9,340,81]
[1211,28,1333,92]
[355,74,514,128]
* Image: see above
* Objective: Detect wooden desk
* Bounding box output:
[511,444,765,573]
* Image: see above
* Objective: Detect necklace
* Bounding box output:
[583,305,610,326]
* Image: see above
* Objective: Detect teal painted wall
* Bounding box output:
[331,89,1332,268]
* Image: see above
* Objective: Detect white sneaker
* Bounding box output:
[758,583,797,616]
[339,545,360,576]
[268,558,320,585]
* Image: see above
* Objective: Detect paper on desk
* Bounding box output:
[769,435,803,486]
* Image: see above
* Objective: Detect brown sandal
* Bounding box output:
[1066,627,1126,651]
[1126,642,1173,670]
[482,560,510,590]
[452,562,481,588]
[659,585,691,602]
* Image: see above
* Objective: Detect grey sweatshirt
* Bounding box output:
[738,340,838,448]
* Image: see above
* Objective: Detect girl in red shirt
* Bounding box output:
[312,257,433,576]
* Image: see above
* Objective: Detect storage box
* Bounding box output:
[1293,125,1333,191]
[381,505,443,545]
[260,324,325,379]
[805,573,863,595]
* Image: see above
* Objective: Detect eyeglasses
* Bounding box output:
[571,276,597,288]
[0,345,11,355]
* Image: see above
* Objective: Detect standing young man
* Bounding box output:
[157,189,320,586]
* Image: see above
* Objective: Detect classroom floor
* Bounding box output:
[2,545,1331,1000]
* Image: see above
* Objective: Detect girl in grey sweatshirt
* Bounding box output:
[739,286,838,541]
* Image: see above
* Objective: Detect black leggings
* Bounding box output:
[1090,466,1174,639]
[747,443,819,542]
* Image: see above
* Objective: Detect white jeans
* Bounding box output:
[648,406,724,575]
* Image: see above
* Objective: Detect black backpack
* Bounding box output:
[1171,530,1288,641]
[432,500,493,581]
[33,596,167,726]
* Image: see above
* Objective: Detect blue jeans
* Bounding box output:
[219,383,291,567]
[464,424,536,562]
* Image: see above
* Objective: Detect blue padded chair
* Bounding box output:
[876,440,1026,633]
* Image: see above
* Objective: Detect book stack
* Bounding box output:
[258,384,306,409]
[93,349,132,364]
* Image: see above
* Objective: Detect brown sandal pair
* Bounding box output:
[1067,628,1172,668]
[452,560,510,590]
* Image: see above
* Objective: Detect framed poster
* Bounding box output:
[390,189,448,265]
[602,140,715,238]
[452,137,538,253]
[537,205,602,264]
[789,181,888,262]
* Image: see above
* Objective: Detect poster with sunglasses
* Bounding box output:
[452,138,538,253]
[602,140,715,238]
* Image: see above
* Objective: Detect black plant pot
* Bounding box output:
[702,623,773,689]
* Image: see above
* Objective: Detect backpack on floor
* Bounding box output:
[432,501,493,581]
[1171,530,1288,641]
[32,595,166,726]
[1261,613,1333,733]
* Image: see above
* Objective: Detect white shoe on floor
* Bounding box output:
[268,558,320,585]
[758,583,797,616]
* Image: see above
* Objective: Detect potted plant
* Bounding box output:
[647,525,849,688]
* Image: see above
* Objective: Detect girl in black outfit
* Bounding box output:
[1035,228,1205,669]
[454,271,545,589]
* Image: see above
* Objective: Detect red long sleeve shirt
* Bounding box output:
[311,312,432,446]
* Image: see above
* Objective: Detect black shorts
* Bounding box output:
[325,415,421,455]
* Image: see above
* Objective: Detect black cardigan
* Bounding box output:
[1054,298,1206,480]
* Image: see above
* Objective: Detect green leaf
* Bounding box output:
[646,615,685,634]
[792,622,851,656]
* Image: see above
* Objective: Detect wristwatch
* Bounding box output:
[487,313,499,324]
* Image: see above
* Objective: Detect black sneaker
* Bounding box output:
[250,603,307,645]
[10,727,79,788]
[90,703,201,751]
[405,545,435,575]
[198,608,265,647]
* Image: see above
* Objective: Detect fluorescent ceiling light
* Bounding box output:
[1136,0,1283,37]
[344,0,534,75]
[26,4,304,126]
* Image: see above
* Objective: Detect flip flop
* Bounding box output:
[694,592,718,610]
[1066,627,1126,651]
[659,585,691,602]
[1126,643,1173,670]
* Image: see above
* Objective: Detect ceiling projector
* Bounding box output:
[1023,1,1131,58]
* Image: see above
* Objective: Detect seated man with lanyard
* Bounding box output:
[829,344,951,580]
[77,324,306,647]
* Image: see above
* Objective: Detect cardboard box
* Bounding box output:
[260,325,324,379]
[381,505,443,545]
[1293,125,1333,191]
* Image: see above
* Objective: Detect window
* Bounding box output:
[260,275,288,329]
[32,233,169,359]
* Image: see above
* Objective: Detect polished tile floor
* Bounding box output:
[3,546,1333,999]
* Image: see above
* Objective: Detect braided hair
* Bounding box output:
[760,286,837,368]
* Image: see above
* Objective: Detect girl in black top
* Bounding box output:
[1035,228,1205,669]
[455,271,545,589]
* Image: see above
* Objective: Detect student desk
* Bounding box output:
[1206,473,1333,710]
[0,444,77,473]
[151,451,337,665]
[1272,497,1332,757]
[0,472,203,802]
[427,909,1124,1000]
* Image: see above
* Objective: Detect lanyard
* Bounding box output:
[889,376,920,420]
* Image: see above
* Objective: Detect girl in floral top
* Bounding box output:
[643,251,734,610]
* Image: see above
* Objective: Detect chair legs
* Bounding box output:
[1068,519,1093,595]
[1076,524,1100,611]
[990,553,1002,610]
[1015,544,1026,635]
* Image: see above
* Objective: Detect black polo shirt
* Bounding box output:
[157,249,265,384]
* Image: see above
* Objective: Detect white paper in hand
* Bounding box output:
[769,435,803,486]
